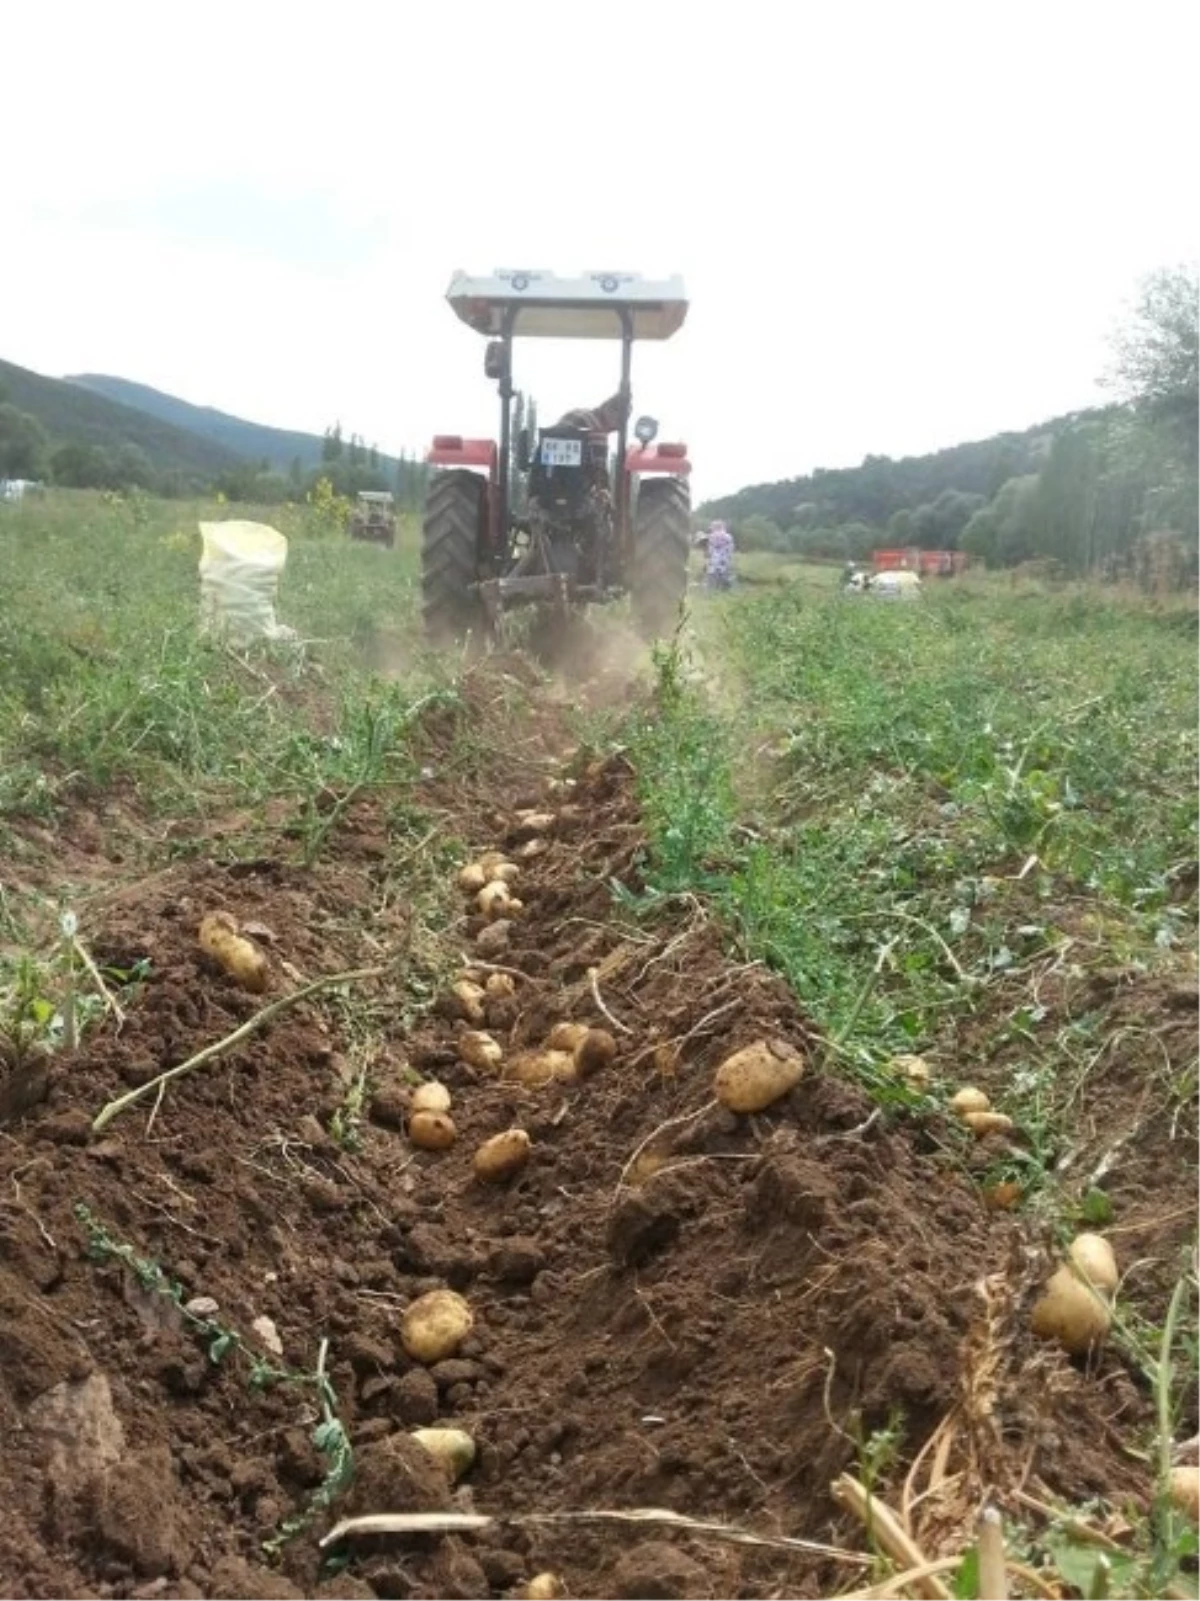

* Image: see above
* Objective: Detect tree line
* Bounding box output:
[702,265,1198,586]
[0,396,430,507]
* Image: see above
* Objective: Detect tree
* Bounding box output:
[322,423,344,463]
[51,442,116,489]
[0,404,49,479]
[1106,263,1199,462]
[887,507,916,543]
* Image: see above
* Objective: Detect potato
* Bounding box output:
[548,1022,589,1052]
[950,1086,991,1116]
[1031,1263,1112,1354]
[519,1577,566,1601]
[489,860,521,884]
[411,1080,452,1115]
[458,862,488,894]
[478,881,513,919]
[410,1427,476,1482]
[485,972,516,1000]
[198,911,269,993]
[574,1028,616,1078]
[714,1039,804,1113]
[1068,1233,1119,1295]
[961,1111,1014,1138]
[473,1128,532,1182]
[517,838,548,861]
[983,1180,1023,1211]
[890,1053,931,1089]
[458,1031,503,1072]
[409,1110,457,1150]
[513,810,556,834]
[450,979,487,1024]
[401,1289,473,1363]
[1170,1464,1200,1523]
[508,1049,575,1086]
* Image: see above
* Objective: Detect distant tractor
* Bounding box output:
[420,270,692,647]
[349,491,396,548]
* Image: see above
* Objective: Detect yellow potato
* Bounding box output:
[485,972,516,1000]
[458,1031,503,1072]
[961,1111,1014,1138]
[458,862,488,894]
[478,881,513,919]
[198,911,269,993]
[473,1128,532,1182]
[714,1039,805,1113]
[514,810,556,833]
[451,979,487,1024]
[574,1028,616,1078]
[950,1086,991,1116]
[519,1577,566,1601]
[401,1289,473,1363]
[411,1427,476,1482]
[1170,1465,1200,1523]
[508,1049,576,1086]
[1031,1264,1112,1354]
[547,1021,589,1052]
[490,861,521,884]
[890,1053,931,1089]
[517,839,548,861]
[409,1110,457,1151]
[1068,1233,1119,1295]
[410,1081,452,1115]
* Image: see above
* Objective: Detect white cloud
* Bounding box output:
[3,0,1196,498]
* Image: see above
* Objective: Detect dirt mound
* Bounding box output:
[0,664,1176,1598]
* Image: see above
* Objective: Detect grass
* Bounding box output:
[621,575,1198,1597]
[3,492,1197,1596]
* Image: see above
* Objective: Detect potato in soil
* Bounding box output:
[402,1289,473,1363]
[458,862,488,894]
[574,1027,616,1078]
[473,1128,532,1182]
[411,1427,475,1482]
[198,911,269,993]
[508,1049,575,1086]
[409,1110,457,1150]
[411,1080,452,1115]
[1031,1264,1112,1354]
[714,1039,804,1112]
[458,1031,503,1071]
[548,1022,589,1052]
[950,1086,991,1116]
[1068,1232,1119,1294]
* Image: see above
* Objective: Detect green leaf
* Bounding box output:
[1080,1188,1115,1225]
[951,1545,979,1599]
[208,1332,233,1364]
[1046,1532,1136,1597]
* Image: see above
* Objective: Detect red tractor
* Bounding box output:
[421,270,692,646]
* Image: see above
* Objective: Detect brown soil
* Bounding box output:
[0,657,1193,1600]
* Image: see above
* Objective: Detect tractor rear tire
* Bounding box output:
[421,470,487,646]
[631,476,691,640]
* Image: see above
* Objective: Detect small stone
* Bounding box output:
[250,1316,283,1357]
[474,920,512,957]
[184,1296,219,1319]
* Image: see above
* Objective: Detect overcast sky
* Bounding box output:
[3,0,1196,500]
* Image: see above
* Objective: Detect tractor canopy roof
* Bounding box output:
[357,491,394,504]
[446,270,688,341]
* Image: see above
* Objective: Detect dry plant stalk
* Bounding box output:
[320,1506,871,1565]
[92,965,388,1133]
[831,1474,952,1601]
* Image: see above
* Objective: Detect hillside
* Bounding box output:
[67,374,401,475]
[698,406,1120,533]
[0,358,242,480]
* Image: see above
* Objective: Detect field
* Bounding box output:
[1,491,1197,1601]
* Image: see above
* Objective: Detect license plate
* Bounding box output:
[540,438,582,468]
